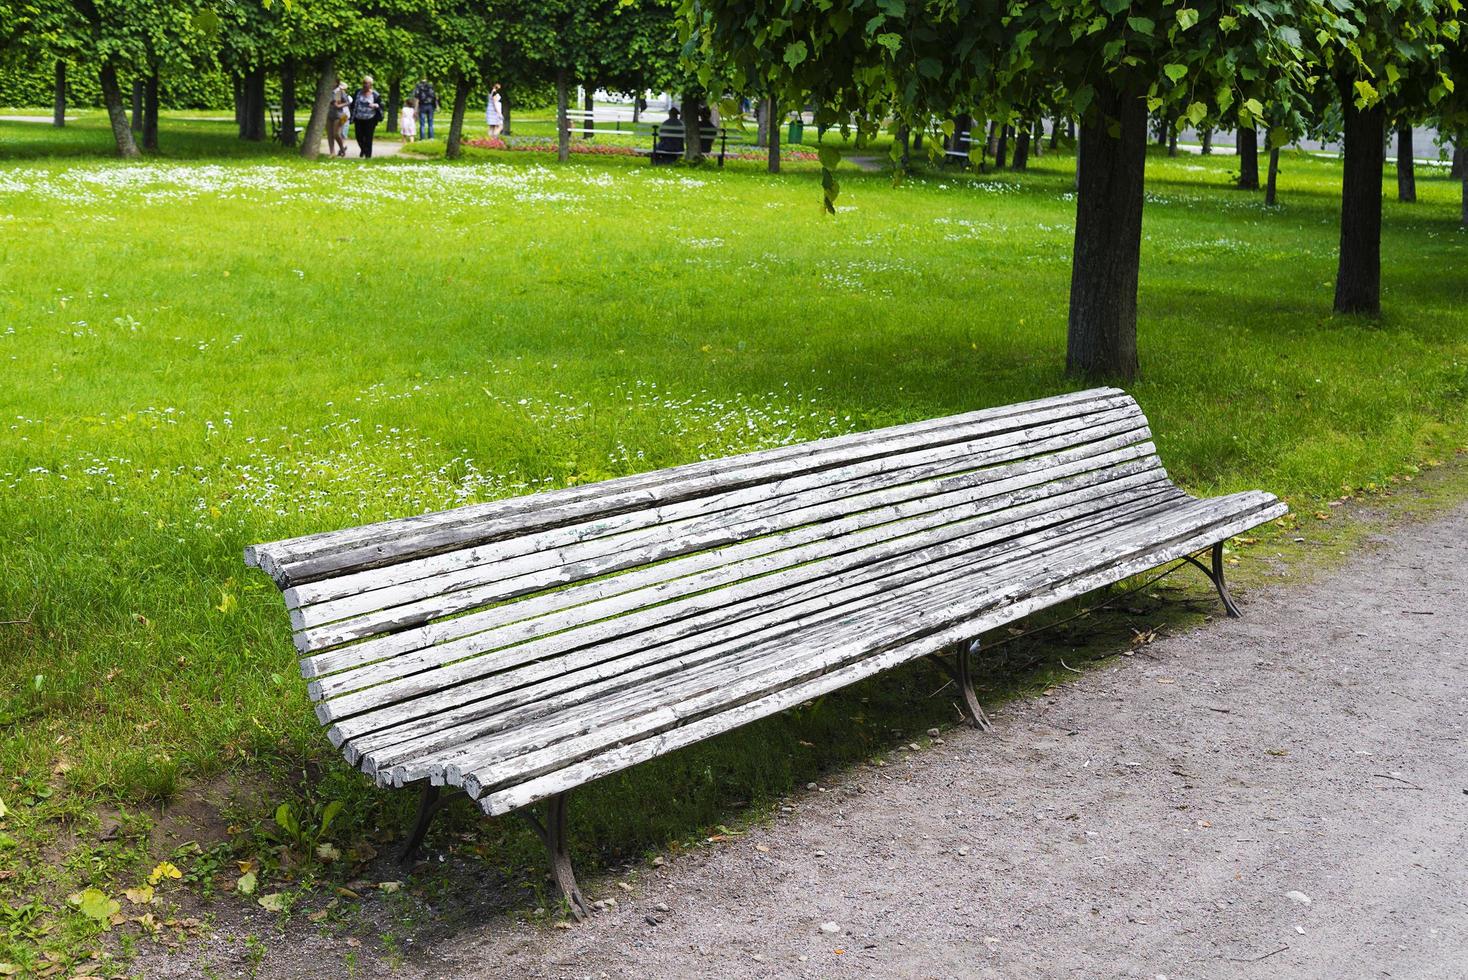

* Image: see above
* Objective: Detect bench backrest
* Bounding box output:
[247,387,1164,709]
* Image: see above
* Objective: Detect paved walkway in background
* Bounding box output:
[319,138,408,159]
[139,503,1468,979]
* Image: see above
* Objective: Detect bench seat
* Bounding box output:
[246,387,1285,912]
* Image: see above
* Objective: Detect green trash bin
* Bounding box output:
[787,119,804,145]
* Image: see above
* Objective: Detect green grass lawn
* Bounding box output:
[1,109,1466,967]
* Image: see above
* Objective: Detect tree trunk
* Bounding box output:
[1265,146,1280,206]
[1011,125,1030,171]
[767,97,780,174]
[386,77,401,143]
[1333,83,1385,315]
[299,58,334,159]
[754,98,768,147]
[913,129,923,151]
[1049,115,1061,150]
[984,120,998,157]
[502,92,512,135]
[1237,126,1259,189]
[556,69,570,162]
[1031,119,1043,158]
[280,59,297,148]
[1200,128,1213,155]
[53,61,66,127]
[99,63,140,158]
[681,93,703,164]
[898,125,911,173]
[1167,117,1178,157]
[1155,113,1167,147]
[1066,83,1147,381]
[1396,126,1416,203]
[995,124,1009,169]
[1460,130,1468,227]
[142,70,159,150]
[234,75,245,135]
[445,73,470,160]
[242,67,266,141]
[583,88,594,139]
[131,78,143,131]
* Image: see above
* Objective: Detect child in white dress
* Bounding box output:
[400,99,418,142]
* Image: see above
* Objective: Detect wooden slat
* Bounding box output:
[448,493,1285,806]
[476,499,1286,815]
[277,390,1137,607]
[245,388,1126,586]
[350,485,1191,782]
[422,492,1241,788]
[329,480,1186,768]
[287,405,1148,642]
[309,463,1173,712]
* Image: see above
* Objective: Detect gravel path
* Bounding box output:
[141,503,1468,979]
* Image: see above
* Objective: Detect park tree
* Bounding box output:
[686,0,1315,381]
[1309,0,1462,315]
[55,0,216,156]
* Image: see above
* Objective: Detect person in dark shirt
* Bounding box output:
[411,76,438,140]
[351,75,383,158]
[654,107,684,163]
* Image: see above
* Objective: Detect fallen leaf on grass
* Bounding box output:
[147,862,182,885]
[0,798,7,820]
[377,880,402,894]
[235,871,257,896]
[123,885,154,905]
[0,963,19,975]
[236,859,257,875]
[69,889,121,927]
[315,843,341,862]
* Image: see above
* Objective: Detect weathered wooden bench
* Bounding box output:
[245,387,1285,917]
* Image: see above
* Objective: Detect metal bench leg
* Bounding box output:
[399,783,449,864]
[928,639,994,731]
[519,792,589,921]
[1182,542,1243,618]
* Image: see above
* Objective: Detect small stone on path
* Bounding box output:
[819,922,841,935]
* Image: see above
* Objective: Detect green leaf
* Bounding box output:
[817,146,841,170]
[1126,16,1155,35]
[1163,63,1189,84]
[70,888,121,926]
[1186,101,1208,125]
[1175,8,1199,31]
[1243,98,1265,121]
[1353,79,1379,106]
[236,871,258,896]
[275,803,299,838]
[783,40,808,68]
[320,800,344,834]
[875,32,902,54]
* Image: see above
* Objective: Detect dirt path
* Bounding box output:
[137,503,1468,979]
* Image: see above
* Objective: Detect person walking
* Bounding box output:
[485,82,504,138]
[411,76,438,140]
[327,76,350,157]
[351,75,383,158]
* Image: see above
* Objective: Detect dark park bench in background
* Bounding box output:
[245,388,1287,918]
